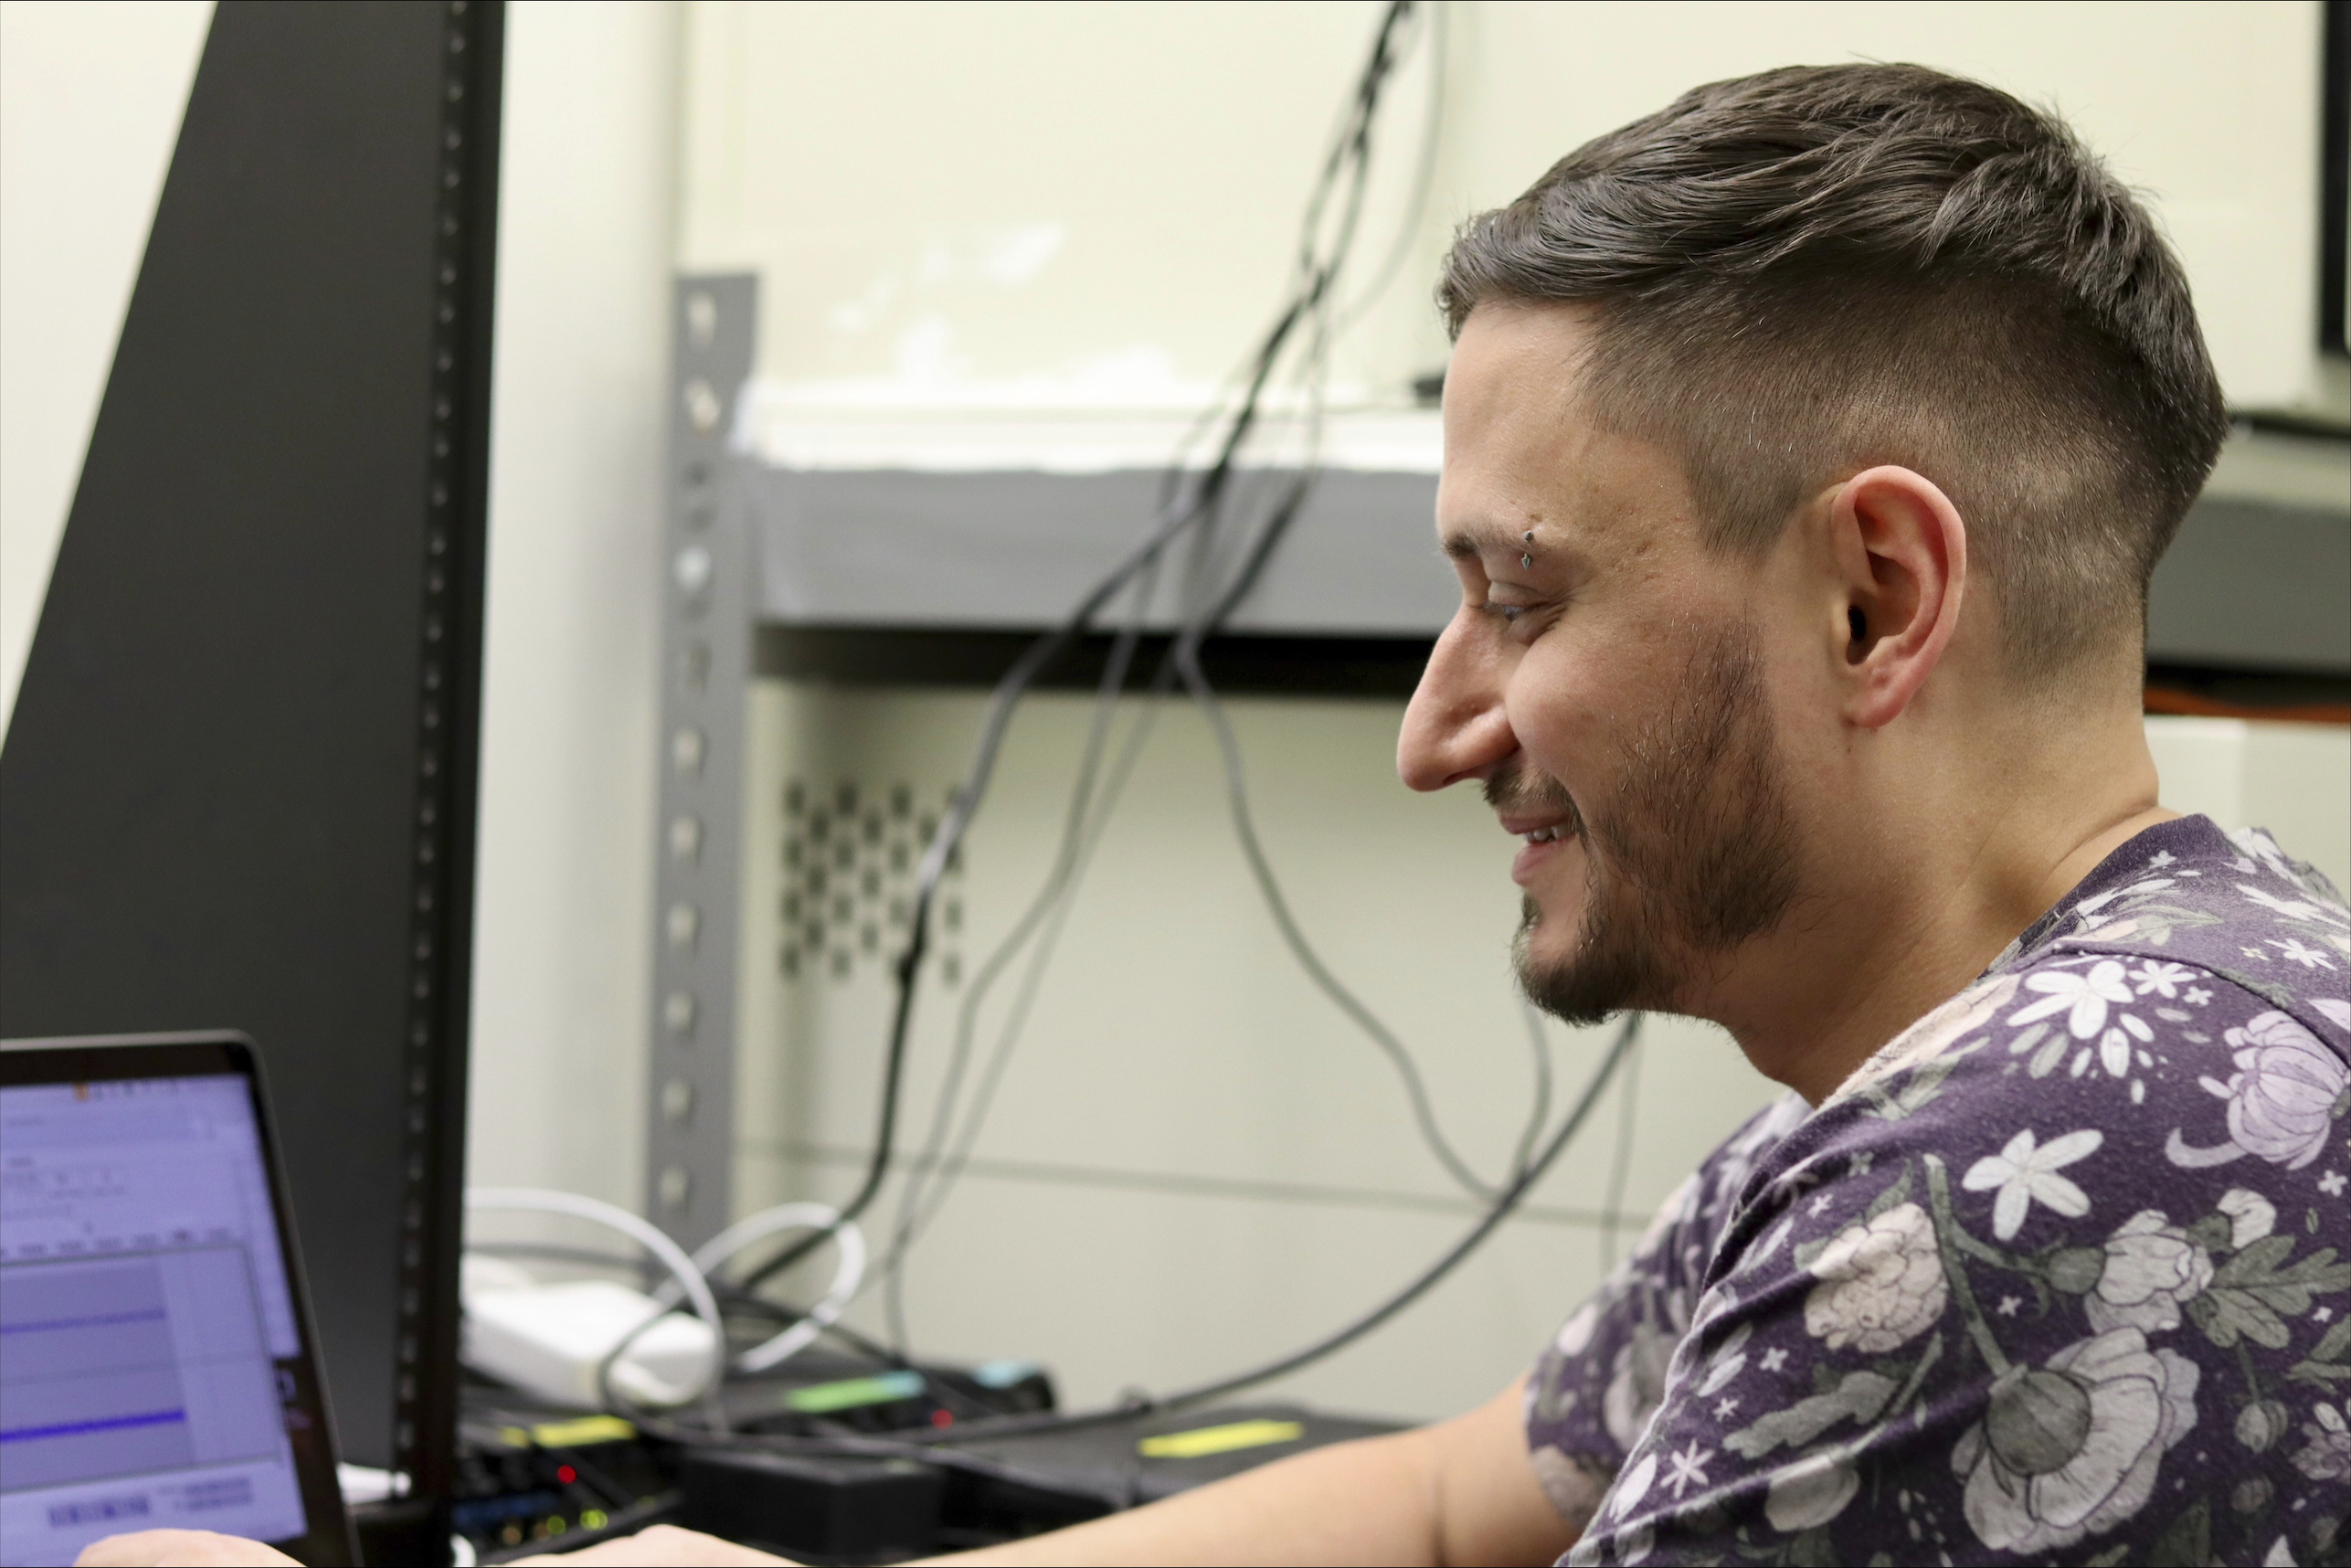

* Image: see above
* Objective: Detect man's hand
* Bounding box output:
[512,1523,797,1565]
[74,1531,300,1566]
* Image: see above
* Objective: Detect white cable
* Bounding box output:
[463,1188,727,1407]
[679,1202,866,1373]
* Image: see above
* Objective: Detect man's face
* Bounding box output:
[1398,302,1805,1022]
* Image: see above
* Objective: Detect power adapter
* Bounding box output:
[461,1265,719,1409]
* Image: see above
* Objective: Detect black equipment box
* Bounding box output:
[672,1402,1405,1563]
[680,1449,946,1563]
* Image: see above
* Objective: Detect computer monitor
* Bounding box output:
[0,1033,354,1568]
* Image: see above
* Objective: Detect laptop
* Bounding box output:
[0,1033,355,1567]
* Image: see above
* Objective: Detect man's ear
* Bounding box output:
[1828,465,1966,729]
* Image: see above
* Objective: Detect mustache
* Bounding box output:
[1484,759,1583,837]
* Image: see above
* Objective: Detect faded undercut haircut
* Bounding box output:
[1438,63,2230,680]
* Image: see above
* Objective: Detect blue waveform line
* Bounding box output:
[0,1409,187,1444]
[0,1308,168,1336]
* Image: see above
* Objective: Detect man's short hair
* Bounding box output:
[1438,63,2230,681]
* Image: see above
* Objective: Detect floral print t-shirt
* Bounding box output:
[1527,816,2351,1567]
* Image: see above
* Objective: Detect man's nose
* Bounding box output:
[1398,612,1518,791]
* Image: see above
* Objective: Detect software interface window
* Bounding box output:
[0,1077,309,1564]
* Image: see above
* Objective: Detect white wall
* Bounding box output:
[681,0,2344,418]
[2146,716,2351,894]
[0,0,211,742]
[461,0,681,1209]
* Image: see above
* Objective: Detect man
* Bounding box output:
[87,60,2349,1568]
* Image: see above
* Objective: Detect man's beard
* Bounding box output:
[1497,621,1801,1024]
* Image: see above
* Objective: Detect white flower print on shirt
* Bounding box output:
[1603,1316,1676,1451]
[2085,1211,2211,1334]
[1952,1328,2199,1556]
[2098,1012,2155,1078]
[1964,1128,2103,1241]
[2171,1011,2351,1171]
[1554,1297,1602,1357]
[2075,877,2177,922]
[2130,960,2197,998]
[1763,1452,1860,1533]
[2009,960,2134,1039]
[1827,973,2017,1113]
[1695,1322,1751,1398]
[2240,883,2349,927]
[1606,1450,1657,1521]
[2294,1403,2351,1482]
[2217,1189,2276,1247]
[2272,937,2337,970]
[1803,1202,1947,1352]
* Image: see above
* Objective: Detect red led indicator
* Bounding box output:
[556,1465,577,1485]
[930,1409,954,1428]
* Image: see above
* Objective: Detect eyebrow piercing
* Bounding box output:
[1520,531,1534,568]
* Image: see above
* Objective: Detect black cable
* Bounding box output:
[877,652,1189,1330]
[708,1281,998,1421]
[483,6,1466,1438]
[1150,1012,1638,1413]
[1331,0,1448,337]
[876,0,1491,1337]
[894,0,1445,1242]
[737,0,1425,1298]
[612,1022,1641,1513]
[466,1044,1669,1541]
[1143,0,1505,1202]
[731,482,1215,1298]
[880,568,1159,1353]
[902,1012,1642,1444]
[1176,640,1503,1201]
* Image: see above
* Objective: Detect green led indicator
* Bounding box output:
[783,1370,926,1414]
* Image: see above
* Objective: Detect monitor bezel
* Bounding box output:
[0,1030,359,1566]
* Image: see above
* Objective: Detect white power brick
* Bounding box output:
[461,1272,719,1410]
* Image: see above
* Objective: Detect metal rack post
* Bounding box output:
[645,274,757,1248]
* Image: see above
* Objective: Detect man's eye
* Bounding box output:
[1481,600,1525,623]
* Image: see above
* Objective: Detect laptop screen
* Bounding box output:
[0,1073,315,1564]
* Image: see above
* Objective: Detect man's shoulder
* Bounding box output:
[2025,819,2348,1044]
[1564,933,2351,1567]
[1547,823,2350,1564]
[1774,818,2348,1199]
[1768,934,2346,1237]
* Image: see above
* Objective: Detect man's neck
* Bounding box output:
[1706,713,2172,1106]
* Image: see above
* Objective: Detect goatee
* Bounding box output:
[1498,620,1801,1023]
